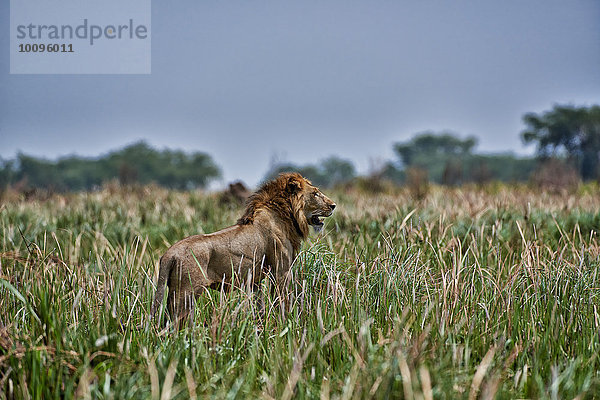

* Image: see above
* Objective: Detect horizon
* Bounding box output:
[0,131,542,187]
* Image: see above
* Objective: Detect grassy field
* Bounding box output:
[1,183,600,399]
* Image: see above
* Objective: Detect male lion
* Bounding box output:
[151,172,336,325]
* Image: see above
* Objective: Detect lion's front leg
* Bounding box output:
[269,249,295,315]
[270,270,294,317]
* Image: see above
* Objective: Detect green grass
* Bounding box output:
[1,184,600,399]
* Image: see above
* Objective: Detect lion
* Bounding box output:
[151,172,336,325]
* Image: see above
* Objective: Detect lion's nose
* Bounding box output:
[330,203,336,211]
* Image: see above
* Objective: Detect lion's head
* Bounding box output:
[289,175,336,232]
[237,172,336,237]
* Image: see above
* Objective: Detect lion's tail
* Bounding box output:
[150,255,174,321]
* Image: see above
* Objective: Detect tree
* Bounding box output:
[0,158,16,191]
[378,161,405,183]
[16,154,62,190]
[394,132,476,168]
[320,156,356,186]
[393,132,477,183]
[521,104,600,180]
[107,142,221,189]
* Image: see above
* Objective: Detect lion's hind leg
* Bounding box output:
[167,287,197,329]
[167,255,212,329]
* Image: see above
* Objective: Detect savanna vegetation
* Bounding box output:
[1,182,600,398]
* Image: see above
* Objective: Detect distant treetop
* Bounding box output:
[0,141,221,192]
[522,104,600,180]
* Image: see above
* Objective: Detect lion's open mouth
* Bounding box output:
[309,215,324,227]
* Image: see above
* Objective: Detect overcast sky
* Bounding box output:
[1,1,599,186]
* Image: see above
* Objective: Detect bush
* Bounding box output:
[530,158,580,193]
[406,166,429,200]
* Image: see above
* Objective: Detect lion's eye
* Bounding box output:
[313,192,318,197]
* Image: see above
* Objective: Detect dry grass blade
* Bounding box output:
[160,359,178,400]
[281,343,314,400]
[147,356,160,400]
[419,365,433,400]
[320,375,330,400]
[398,351,414,400]
[184,367,197,400]
[468,345,496,400]
[75,368,95,400]
[341,362,360,400]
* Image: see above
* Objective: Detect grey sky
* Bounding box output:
[1,0,599,186]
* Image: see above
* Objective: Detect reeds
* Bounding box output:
[1,183,599,398]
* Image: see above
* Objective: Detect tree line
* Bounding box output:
[267,105,600,187]
[1,104,599,192]
[0,142,221,192]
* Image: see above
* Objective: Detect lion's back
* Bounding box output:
[162,225,245,266]
[162,234,211,265]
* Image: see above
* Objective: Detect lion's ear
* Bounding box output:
[287,177,302,194]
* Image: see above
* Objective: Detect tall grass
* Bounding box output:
[1,183,600,398]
